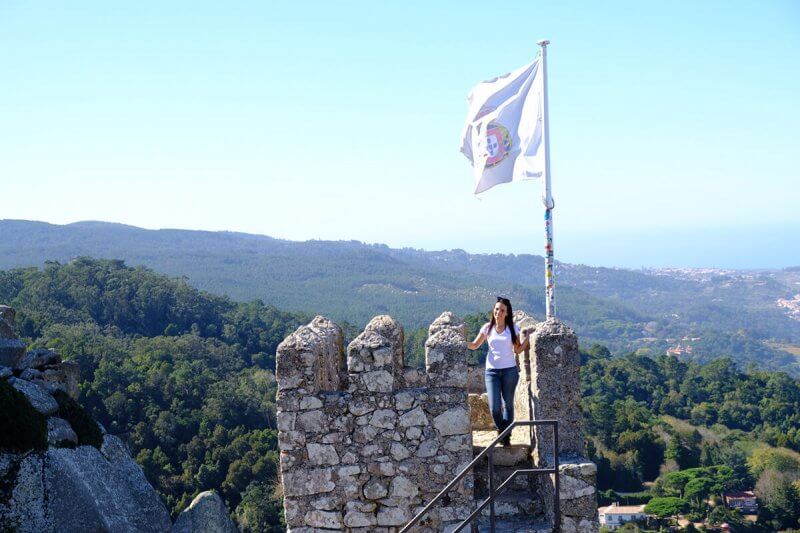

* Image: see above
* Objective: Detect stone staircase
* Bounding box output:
[468,393,551,532]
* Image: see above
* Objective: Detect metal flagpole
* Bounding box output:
[538,39,555,319]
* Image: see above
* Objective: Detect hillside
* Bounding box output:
[2,259,799,531]
[2,219,799,375]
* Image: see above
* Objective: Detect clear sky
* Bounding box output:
[1,1,798,268]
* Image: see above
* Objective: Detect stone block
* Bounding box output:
[363,479,389,499]
[433,406,470,436]
[296,410,327,433]
[377,506,410,526]
[304,509,343,529]
[399,406,428,427]
[390,476,419,498]
[369,409,397,429]
[282,468,335,497]
[359,370,394,392]
[344,510,377,528]
[307,443,340,466]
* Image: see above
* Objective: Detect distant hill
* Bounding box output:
[2,219,799,374]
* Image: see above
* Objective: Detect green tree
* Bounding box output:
[666,435,701,470]
[755,469,800,531]
[234,482,284,532]
[644,496,687,518]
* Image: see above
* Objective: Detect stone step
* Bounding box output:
[474,465,534,496]
[472,431,531,468]
[477,493,542,518]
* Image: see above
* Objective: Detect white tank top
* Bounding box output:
[482,322,520,369]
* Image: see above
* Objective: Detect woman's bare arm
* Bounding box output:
[513,332,530,354]
[467,332,486,350]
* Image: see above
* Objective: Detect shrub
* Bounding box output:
[0,379,48,452]
[53,390,103,449]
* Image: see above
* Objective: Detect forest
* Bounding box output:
[2,220,799,376]
[1,258,799,531]
[581,346,800,531]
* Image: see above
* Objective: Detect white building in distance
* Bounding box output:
[598,503,647,529]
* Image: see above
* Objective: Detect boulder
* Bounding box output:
[172,490,238,533]
[16,348,61,370]
[0,338,26,368]
[10,377,58,416]
[47,444,172,532]
[0,439,172,532]
[21,368,42,381]
[30,360,80,400]
[0,454,52,532]
[47,417,78,447]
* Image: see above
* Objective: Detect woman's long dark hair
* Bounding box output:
[488,296,518,345]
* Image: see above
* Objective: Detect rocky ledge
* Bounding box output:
[0,305,238,533]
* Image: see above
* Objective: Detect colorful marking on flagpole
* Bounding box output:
[539,39,555,320]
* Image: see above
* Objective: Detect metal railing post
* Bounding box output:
[488,447,495,533]
[553,421,560,532]
[528,384,535,455]
[400,420,561,533]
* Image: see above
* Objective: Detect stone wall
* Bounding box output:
[276,311,598,532]
[276,313,473,532]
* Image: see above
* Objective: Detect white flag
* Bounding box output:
[460,57,545,194]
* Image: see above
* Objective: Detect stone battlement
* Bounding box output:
[276,313,473,531]
[275,312,599,532]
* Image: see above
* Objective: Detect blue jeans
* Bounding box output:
[484,366,519,434]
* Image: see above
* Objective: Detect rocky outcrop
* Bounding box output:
[0,305,236,533]
[0,438,173,532]
[8,376,59,415]
[172,491,238,533]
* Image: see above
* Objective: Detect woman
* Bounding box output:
[467,296,529,446]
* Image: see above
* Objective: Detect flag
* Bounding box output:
[460,56,545,194]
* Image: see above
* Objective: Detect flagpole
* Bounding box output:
[538,39,555,320]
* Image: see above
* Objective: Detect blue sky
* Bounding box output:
[1,1,798,268]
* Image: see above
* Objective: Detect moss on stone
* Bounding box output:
[0,379,48,453]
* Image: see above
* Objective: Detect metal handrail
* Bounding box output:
[400,419,560,533]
